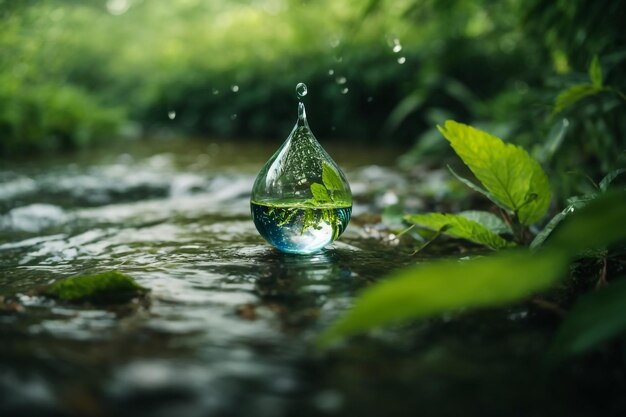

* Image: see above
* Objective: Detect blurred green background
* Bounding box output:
[1,0,625,181]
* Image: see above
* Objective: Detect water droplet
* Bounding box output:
[341,87,349,94]
[230,114,238,120]
[296,82,308,99]
[367,96,373,103]
[328,69,334,76]
[167,111,176,120]
[397,56,406,64]
[231,85,239,93]
[212,89,220,95]
[250,84,352,254]
[392,44,402,53]
[336,76,347,85]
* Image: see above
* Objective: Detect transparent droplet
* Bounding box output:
[392,44,402,53]
[212,89,220,95]
[328,69,334,76]
[341,87,349,94]
[296,82,308,99]
[336,76,347,85]
[367,96,373,103]
[167,111,176,120]
[397,56,406,64]
[250,84,352,254]
[230,113,238,120]
[231,85,239,93]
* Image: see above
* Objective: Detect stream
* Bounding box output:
[0,139,622,417]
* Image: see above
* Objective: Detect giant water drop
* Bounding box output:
[250,83,352,254]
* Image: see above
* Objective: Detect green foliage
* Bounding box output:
[318,250,568,347]
[549,278,626,359]
[405,212,512,250]
[438,121,552,225]
[45,270,148,303]
[548,191,626,253]
[589,55,603,87]
[553,84,604,116]
[320,191,626,347]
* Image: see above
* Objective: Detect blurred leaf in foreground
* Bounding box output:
[549,278,626,360]
[318,251,567,347]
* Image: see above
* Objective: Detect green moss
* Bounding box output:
[46,271,148,303]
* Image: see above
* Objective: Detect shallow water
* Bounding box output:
[1,140,623,417]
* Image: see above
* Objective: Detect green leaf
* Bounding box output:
[46,270,148,303]
[553,84,603,115]
[548,191,626,253]
[549,278,626,359]
[310,182,332,203]
[459,210,512,234]
[318,250,568,347]
[589,55,603,87]
[447,165,510,212]
[322,162,343,193]
[405,213,511,250]
[438,121,551,225]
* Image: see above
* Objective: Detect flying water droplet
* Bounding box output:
[392,44,402,53]
[231,85,239,93]
[336,76,347,85]
[230,114,238,120]
[328,69,334,76]
[167,111,176,120]
[341,87,349,94]
[296,82,308,99]
[397,56,406,64]
[212,89,220,95]
[367,96,373,103]
[250,83,352,254]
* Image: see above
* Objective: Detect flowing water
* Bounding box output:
[0,140,623,417]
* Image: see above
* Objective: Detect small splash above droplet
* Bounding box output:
[167,111,176,120]
[397,56,406,64]
[231,85,239,93]
[296,82,308,99]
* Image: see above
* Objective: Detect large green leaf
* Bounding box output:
[550,278,626,359]
[318,251,567,347]
[405,212,511,250]
[548,191,626,253]
[438,121,551,225]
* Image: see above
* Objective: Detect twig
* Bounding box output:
[530,297,566,318]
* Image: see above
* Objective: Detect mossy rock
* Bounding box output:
[45,271,149,303]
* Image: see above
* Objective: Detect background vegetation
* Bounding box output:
[2,0,624,180]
